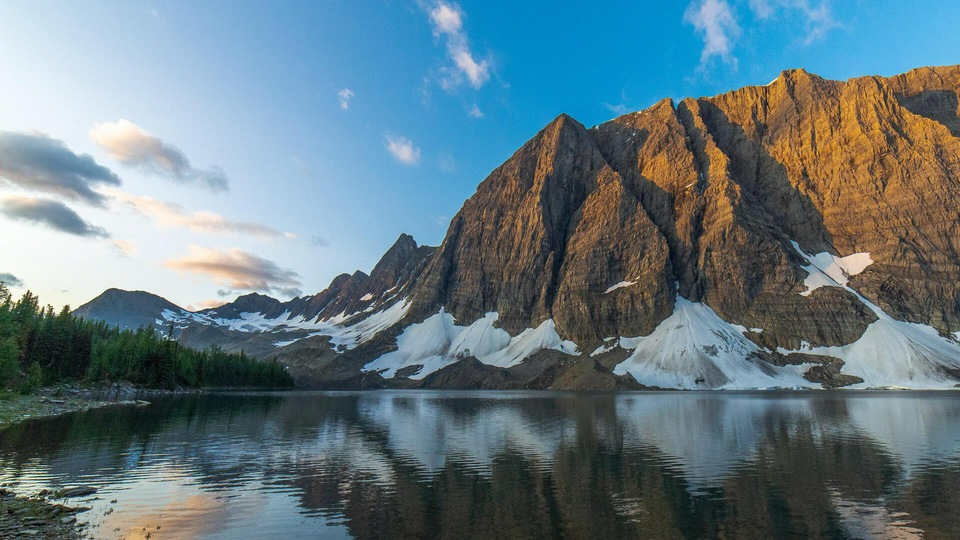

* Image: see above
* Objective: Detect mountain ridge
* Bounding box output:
[75,64,960,390]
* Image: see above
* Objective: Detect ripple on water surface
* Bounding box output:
[0,391,959,539]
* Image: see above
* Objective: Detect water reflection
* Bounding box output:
[0,391,959,538]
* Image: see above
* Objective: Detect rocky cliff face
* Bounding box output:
[77,65,960,390]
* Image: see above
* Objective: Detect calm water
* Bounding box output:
[1,392,960,539]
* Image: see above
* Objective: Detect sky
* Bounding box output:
[1,0,958,311]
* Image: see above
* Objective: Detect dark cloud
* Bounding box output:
[165,246,300,292]
[0,273,23,288]
[0,196,110,238]
[276,287,303,298]
[0,131,121,206]
[90,120,229,192]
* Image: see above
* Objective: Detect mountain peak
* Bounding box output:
[73,288,184,331]
[72,64,960,390]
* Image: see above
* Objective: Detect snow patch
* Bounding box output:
[784,243,960,388]
[359,293,375,301]
[604,281,636,294]
[482,319,578,368]
[362,309,462,379]
[730,324,763,335]
[613,297,816,390]
[791,241,873,296]
[591,342,617,357]
[777,313,960,389]
[363,311,579,379]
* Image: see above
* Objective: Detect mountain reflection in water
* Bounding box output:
[1,391,959,539]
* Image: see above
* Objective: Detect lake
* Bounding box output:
[1,391,959,539]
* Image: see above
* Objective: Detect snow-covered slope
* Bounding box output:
[612,297,814,389]
[777,244,960,389]
[605,243,960,390]
[362,309,579,379]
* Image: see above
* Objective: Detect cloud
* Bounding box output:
[437,152,456,173]
[603,103,630,115]
[90,119,228,192]
[276,287,303,298]
[0,195,109,238]
[165,246,301,293]
[748,0,837,44]
[186,298,228,311]
[748,0,775,18]
[338,88,355,110]
[467,104,483,118]
[0,131,120,207]
[428,2,490,91]
[385,134,421,165]
[0,273,23,288]
[684,0,741,69]
[109,190,289,238]
[685,0,838,72]
[603,90,635,116]
[430,2,462,34]
[111,239,137,257]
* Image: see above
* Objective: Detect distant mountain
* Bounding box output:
[77,65,960,390]
[73,288,187,332]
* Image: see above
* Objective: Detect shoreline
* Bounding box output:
[0,488,90,539]
[0,382,297,429]
[0,392,151,429]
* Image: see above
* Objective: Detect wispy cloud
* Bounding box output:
[111,239,137,257]
[428,2,490,91]
[165,246,301,293]
[603,89,635,116]
[385,134,421,165]
[0,273,23,288]
[437,152,456,173]
[467,103,483,118]
[0,195,109,238]
[276,286,303,298]
[0,131,120,207]
[108,190,290,238]
[748,0,837,44]
[338,88,355,110]
[685,0,838,72]
[684,0,741,70]
[603,103,630,115]
[186,298,228,311]
[90,119,228,192]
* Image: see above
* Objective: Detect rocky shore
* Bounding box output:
[0,389,152,429]
[0,486,96,539]
[0,385,160,538]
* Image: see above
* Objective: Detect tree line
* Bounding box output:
[0,284,293,391]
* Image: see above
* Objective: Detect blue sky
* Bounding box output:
[1,0,958,310]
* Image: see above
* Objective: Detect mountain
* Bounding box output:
[73,288,186,332]
[76,65,960,390]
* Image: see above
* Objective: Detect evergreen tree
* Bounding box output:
[0,289,292,391]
